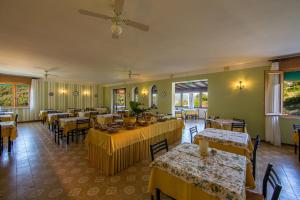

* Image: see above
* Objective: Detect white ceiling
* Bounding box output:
[0,0,300,84]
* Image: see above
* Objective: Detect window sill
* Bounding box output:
[280,115,300,120]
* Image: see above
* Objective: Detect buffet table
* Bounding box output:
[85,119,184,175]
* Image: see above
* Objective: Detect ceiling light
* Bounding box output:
[111,23,122,36]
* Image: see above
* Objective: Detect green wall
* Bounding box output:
[280,117,300,144]
[104,66,269,139]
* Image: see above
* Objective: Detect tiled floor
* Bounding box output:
[0,120,299,200]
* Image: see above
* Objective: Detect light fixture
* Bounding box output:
[111,23,122,36]
[236,81,245,90]
[83,90,90,96]
[141,89,148,96]
[60,89,66,94]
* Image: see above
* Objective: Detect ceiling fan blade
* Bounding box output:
[114,0,125,15]
[112,33,119,39]
[78,9,112,21]
[123,19,149,31]
[131,73,140,76]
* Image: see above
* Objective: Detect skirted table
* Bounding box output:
[96,114,114,125]
[0,121,17,153]
[193,128,255,189]
[85,119,184,176]
[207,118,247,132]
[148,143,248,200]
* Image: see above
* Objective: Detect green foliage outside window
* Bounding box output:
[283,80,300,116]
[0,83,30,107]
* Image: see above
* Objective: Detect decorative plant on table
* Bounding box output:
[129,101,150,117]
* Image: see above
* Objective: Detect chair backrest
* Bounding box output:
[204,119,211,129]
[76,118,90,129]
[262,163,282,200]
[233,118,245,123]
[252,135,260,179]
[189,126,198,143]
[231,122,245,132]
[47,110,58,114]
[293,124,300,131]
[15,114,19,127]
[58,114,69,119]
[150,139,168,161]
[89,111,98,119]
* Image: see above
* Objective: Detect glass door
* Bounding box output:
[113,88,126,112]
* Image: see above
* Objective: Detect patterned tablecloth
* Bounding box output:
[0,121,17,140]
[59,117,89,135]
[149,143,247,200]
[207,118,246,132]
[194,128,250,149]
[47,113,70,124]
[0,115,14,122]
[0,111,14,116]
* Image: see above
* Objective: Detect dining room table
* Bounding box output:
[193,128,255,189]
[59,117,90,135]
[0,114,14,122]
[0,121,17,152]
[148,143,248,200]
[95,107,108,114]
[207,118,246,132]
[78,111,98,118]
[85,119,184,176]
[96,114,115,125]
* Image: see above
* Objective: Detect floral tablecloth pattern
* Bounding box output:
[150,143,247,200]
[194,128,250,149]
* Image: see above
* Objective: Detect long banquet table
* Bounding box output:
[85,119,184,176]
[194,128,255,189]
[148,143,248,200]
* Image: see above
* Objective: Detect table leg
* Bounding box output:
[8,136,11,153]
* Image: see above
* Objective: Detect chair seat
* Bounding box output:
[246,190,264,200]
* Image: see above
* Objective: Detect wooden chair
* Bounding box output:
[204,119,211,129]
[150,139,168,161]
[233,118,245,123]
[54,114,69,144]
[246,163,282,200]
[75,118,91,143]
[231,122,245,132]
[14,114,18,127]
[189,126,198,143]
[251,135,260,179]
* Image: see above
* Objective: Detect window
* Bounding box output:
[182,93,189,107]
[113,88,126,111]
[283,71,300,116]
[151,85,158,106]
[193,93,200,108]
[0,83,30,107]
[201,92,208,108]
[175,93,181,107]
[133,87,139,102]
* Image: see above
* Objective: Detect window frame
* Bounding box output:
[0,82,30,108]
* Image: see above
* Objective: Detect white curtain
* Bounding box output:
[29,79,41,120]
[265,62,281,146]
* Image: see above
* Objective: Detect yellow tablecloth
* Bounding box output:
[95,107,108,114]
[96,114,114,125]
[47,113,70,124]
[60,117,90,135]
[148,143,247,200]
[293,131,299,145]
[0,121,17,140]
[193,129,255,189]
[184,109,198,117]
[85,119,184,175]
[0,115,13,122]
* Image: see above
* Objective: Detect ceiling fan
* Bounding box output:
[78,0,150,39]
[44,70,58,80]
[128,70,140,79]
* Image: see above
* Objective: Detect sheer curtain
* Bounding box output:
[265,62,282,146]
[29,79,41,120]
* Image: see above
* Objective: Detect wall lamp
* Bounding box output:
[141,89,148,96]
[60,89,67,95]
[236,81,245,90]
